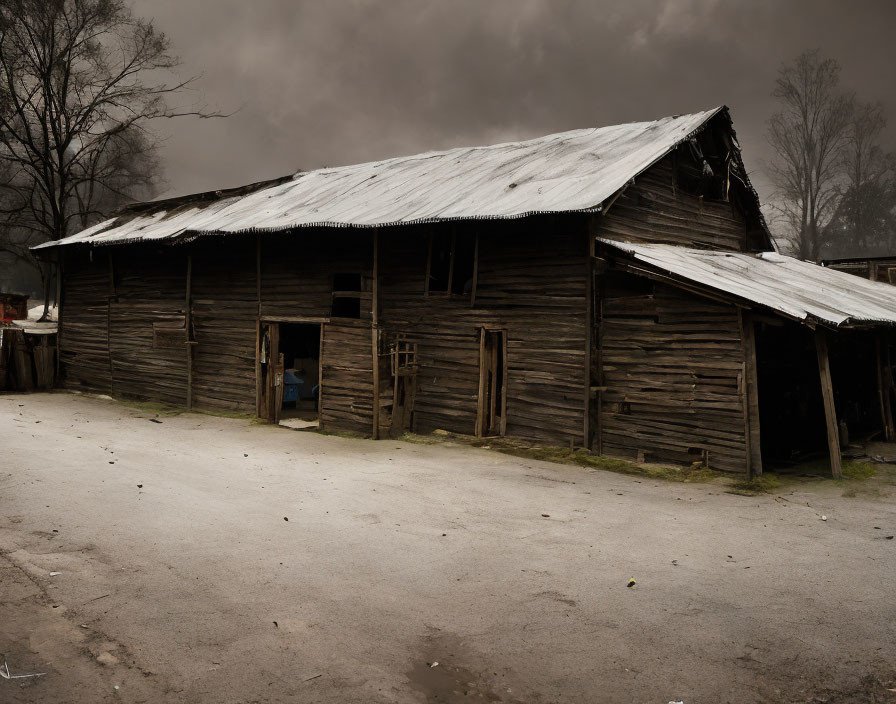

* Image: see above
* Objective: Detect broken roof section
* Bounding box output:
[600,239,896,328]
[36,106,761,249]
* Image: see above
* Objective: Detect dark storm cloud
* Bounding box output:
[134,0,896,216]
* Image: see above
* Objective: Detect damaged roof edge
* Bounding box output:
[33,107,761,251]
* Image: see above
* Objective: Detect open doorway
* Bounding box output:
[477,328,506,437]
[754,320,825,467]
[259,322,321,429]
[755,320,884,470]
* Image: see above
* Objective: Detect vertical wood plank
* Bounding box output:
[185,254,193,410]
[583,222,595,448]
[594,268,604,455]
[318,323,325,422]
[107,250,114,396]
[476,327,486,437]
[55,249,63,382]
[255,235,262,417]
[815,329,842,478]
[371,229,380,439]
[268,324,280,422]
[739,309,762,477]
[488,336,497,433]
[876,335,895,441]
[500,330,507,437]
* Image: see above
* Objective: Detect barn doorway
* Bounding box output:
[477,328,506,437]
[258,322,321,428]
[754,320,885,469]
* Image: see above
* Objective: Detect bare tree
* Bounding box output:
[828,102,895,253]
[0,0,216,318]
[767,50,853,261]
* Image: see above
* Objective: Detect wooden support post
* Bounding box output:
[371,229,380,440]
[876,335,895,441]
[55,249,63,383]
[500,330,507,437]
[255,235,262,417]
[594,264,604,456]
[317,324,325,421]
[476,328,486,438]
[107,250,114,396]
[739,310,762,477]
[583,223,595,448]
[185,254,193,411]
[815,329,843,478]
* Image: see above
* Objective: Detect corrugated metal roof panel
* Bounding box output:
[600,239,896,327]
[37,107,726,249]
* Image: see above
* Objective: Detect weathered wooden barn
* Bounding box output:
[35,107,896,476]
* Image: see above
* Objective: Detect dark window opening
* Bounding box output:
[332,296,361,319]
[333,272,361,292]
[674,135,729,201]
[332,272,362,319]
[451,232,476,296]
[427,230,477,297]
[428,231,452,293]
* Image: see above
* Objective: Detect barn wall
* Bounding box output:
[109,248,188,406]
[597,275,748,473]
[259,231,373,321]
[378,216,588,445]
[259,231,375,434]
[58,233,376,431]
[190,237,257,413]
[594,156,749,251]
[59,250,112,394]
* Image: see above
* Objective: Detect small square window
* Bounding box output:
[332,273,362,319]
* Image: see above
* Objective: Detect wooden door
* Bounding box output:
[259,322,283,422]
[477,329,506,437]
[390,339,418,436]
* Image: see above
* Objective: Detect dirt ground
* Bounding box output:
[2,392,896,704]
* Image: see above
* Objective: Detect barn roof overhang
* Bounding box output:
[597,239,896,330]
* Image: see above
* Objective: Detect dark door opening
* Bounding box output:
[259,322,321,427]
[477,329,506,437]
[755,321,884,469]
[755,321,825,466]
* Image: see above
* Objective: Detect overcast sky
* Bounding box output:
[133,0,896,218]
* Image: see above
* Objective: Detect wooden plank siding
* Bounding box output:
[190,237,258,413]
[58,249,111,394]
[378,216,588,445]
[58,232,377,429]
[598,279,748,473]
[109,248,188,406]
[594,156,748,251]
[320,319,374,434]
